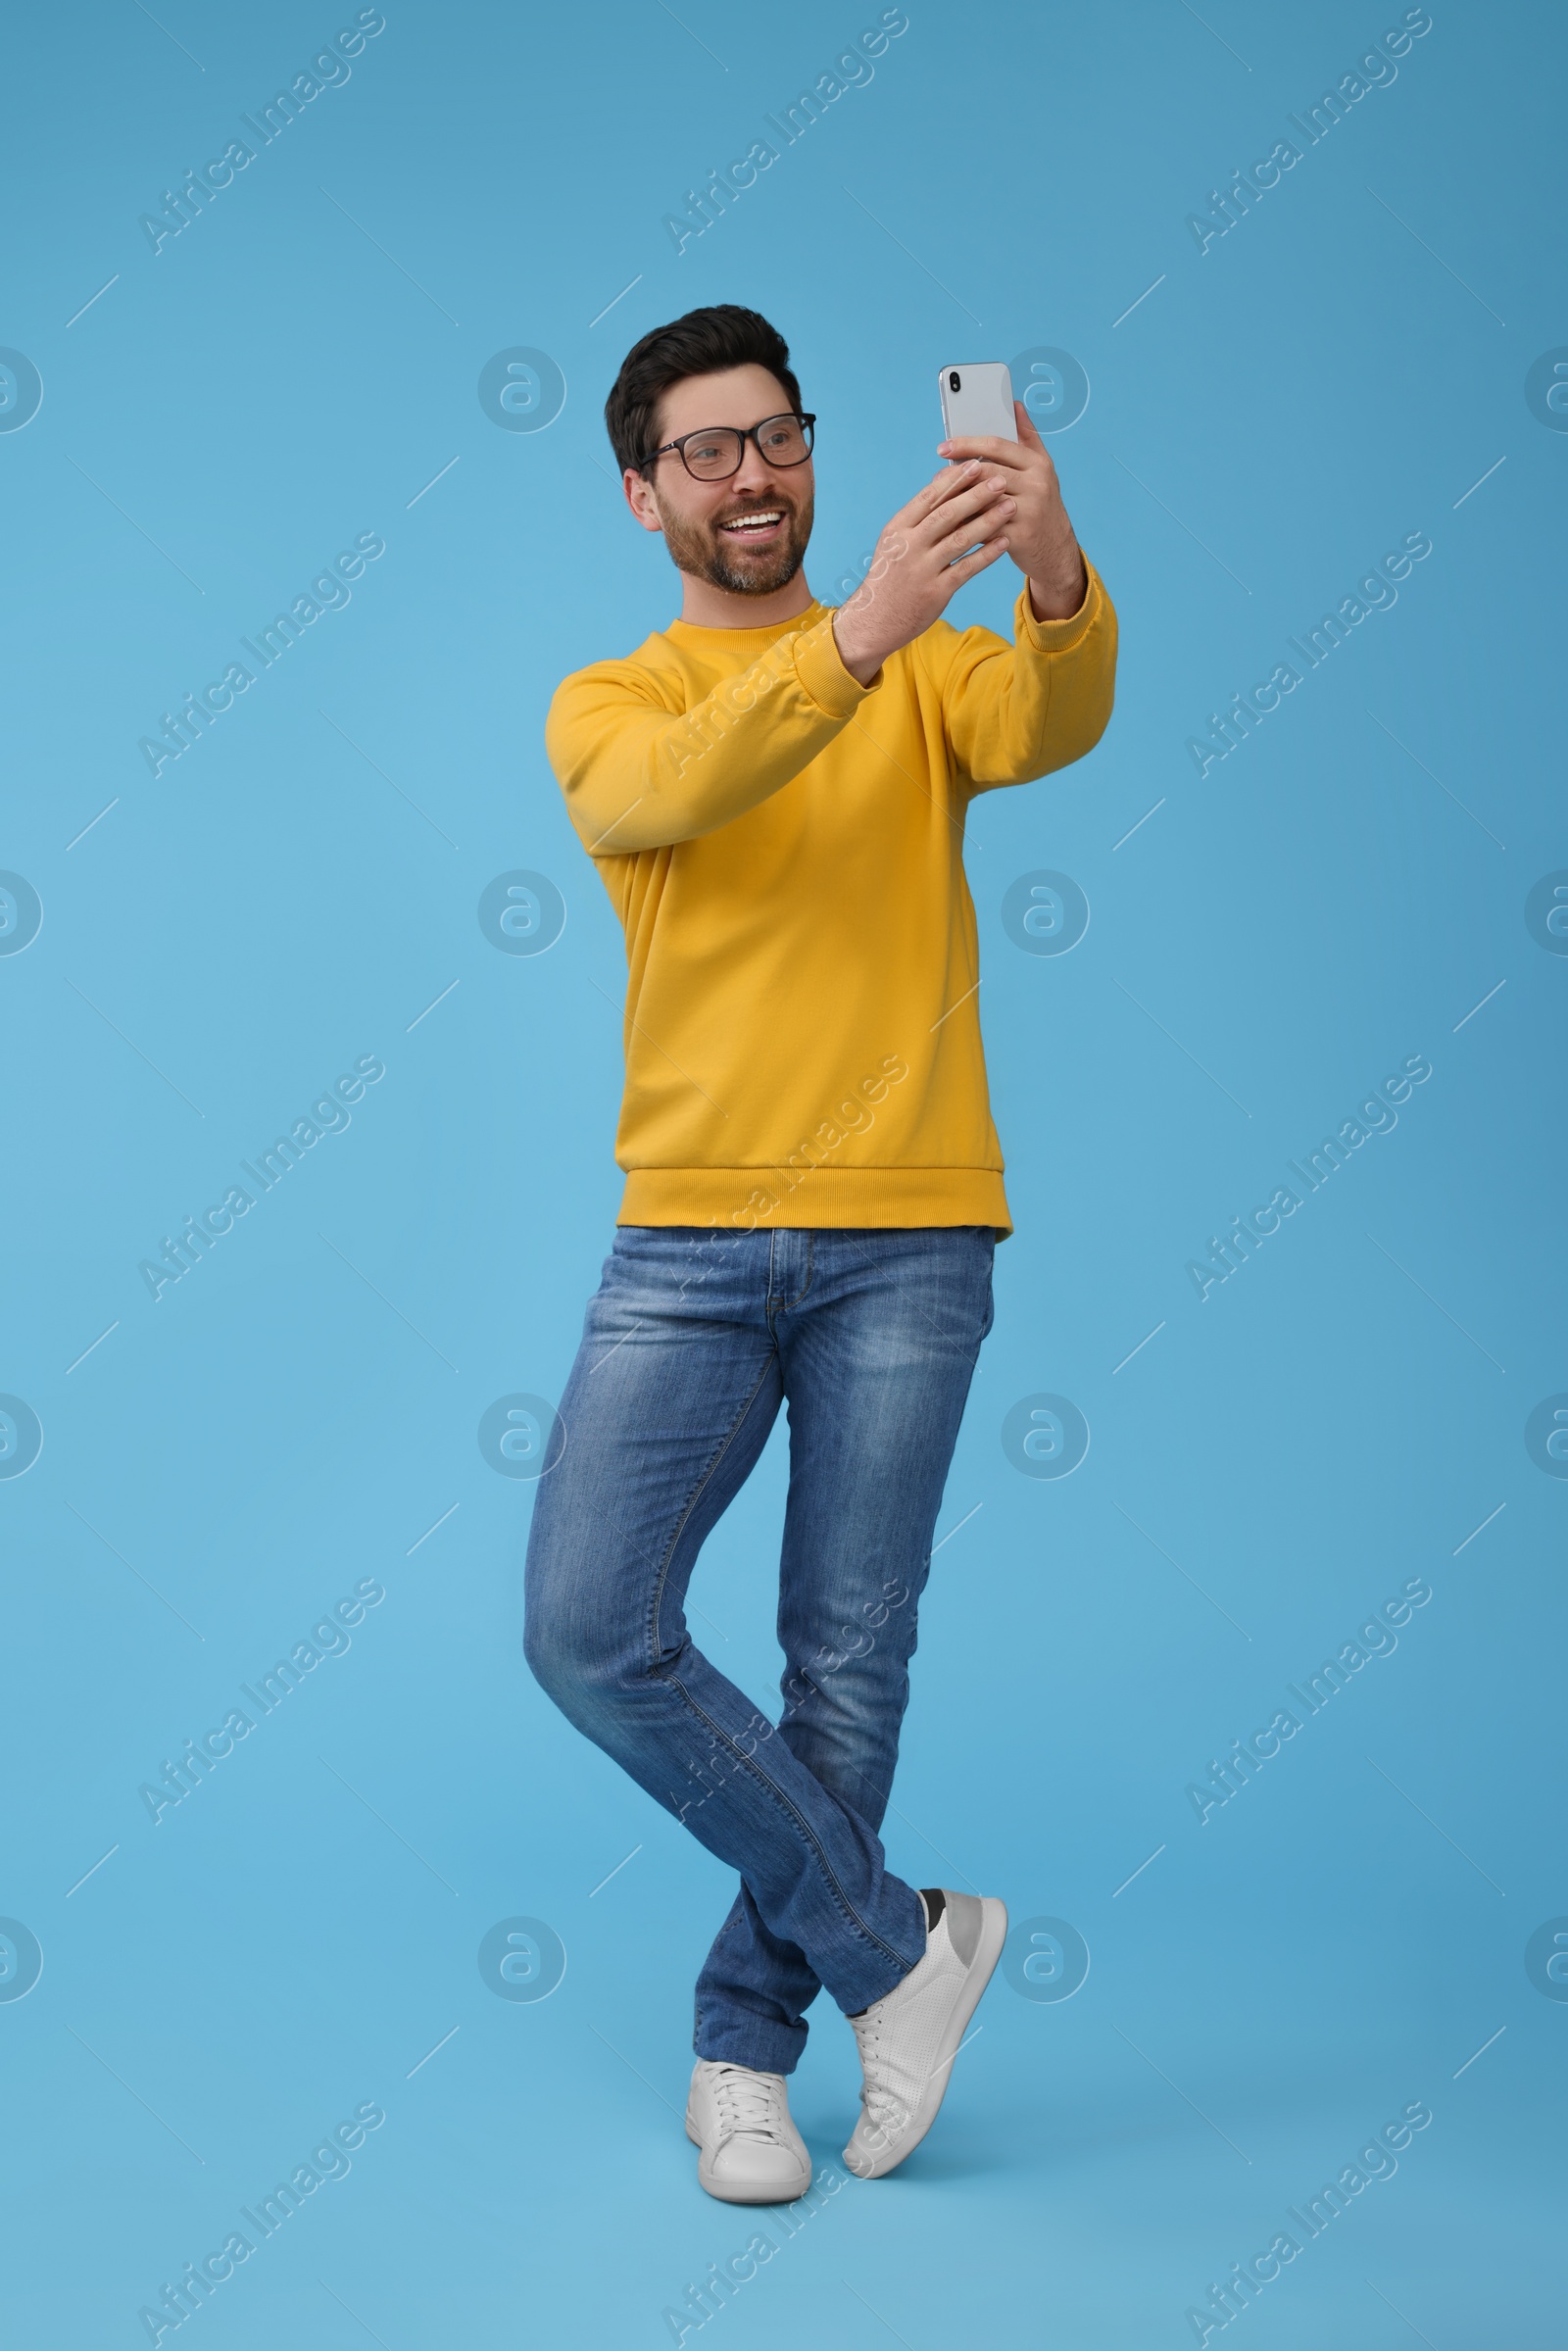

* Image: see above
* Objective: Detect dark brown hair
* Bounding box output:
[605,304,803,477]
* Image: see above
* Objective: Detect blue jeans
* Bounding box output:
[523,1223,996,2076]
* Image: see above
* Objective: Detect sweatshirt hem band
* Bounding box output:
[617,1165,1013,1237]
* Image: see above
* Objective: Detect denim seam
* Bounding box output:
[664,1670,914,1978]
[765,1229,814,1318]
[646,1352,779,1677]
[780,1231,815,1313]
[631,1307,911,1980]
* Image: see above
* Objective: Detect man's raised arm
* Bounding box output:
[911,405,1116,792]
[547,611,875,855]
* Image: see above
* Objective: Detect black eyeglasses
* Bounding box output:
[641,412,816,481]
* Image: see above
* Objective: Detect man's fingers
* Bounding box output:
[942,537,1009,590]
[894,459,1020,545]
[1011,401,1048,453]
[900,467,967,524]
[937,432,1033,470]
[930,500,1020,563]
[904,462,990,522]
[931,493,1014,561]
[912,477,1011,547]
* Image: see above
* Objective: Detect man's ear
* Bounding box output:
[623,468,664,534]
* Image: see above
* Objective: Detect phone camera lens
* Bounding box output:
[949,370,960,392]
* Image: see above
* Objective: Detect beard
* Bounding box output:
[656,486,814,596]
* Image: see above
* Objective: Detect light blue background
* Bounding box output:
[2,1,1563,2343]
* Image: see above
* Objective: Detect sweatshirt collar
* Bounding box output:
[664,599,825,648]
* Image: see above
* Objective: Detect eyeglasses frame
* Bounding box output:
[638,411,817,481]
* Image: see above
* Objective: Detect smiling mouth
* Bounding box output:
[718,509,786,538]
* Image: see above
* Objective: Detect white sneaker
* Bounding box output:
[843,1890,1007,2179]
[685,2059,813,2205]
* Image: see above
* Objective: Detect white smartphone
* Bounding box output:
[938,363,1017,449]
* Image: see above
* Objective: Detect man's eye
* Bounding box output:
[689,439,725,463]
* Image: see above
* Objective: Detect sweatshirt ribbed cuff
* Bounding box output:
[794,612,879,718]
[1015,556,1103,654]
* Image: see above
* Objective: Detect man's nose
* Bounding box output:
[729,441,778,495]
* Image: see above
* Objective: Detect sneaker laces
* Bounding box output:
[850,2010,911,2138]
[710,2065,787,2147]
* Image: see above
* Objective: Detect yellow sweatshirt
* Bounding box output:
[546,563,1116,1237]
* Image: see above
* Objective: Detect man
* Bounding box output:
[526,305,1115,2202]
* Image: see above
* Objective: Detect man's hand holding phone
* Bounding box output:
[945,401,1088,626]
[832,403,1087,687]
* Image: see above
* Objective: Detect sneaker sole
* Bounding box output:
[686,2111,813,2206]
[844,1893,1008,2180]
